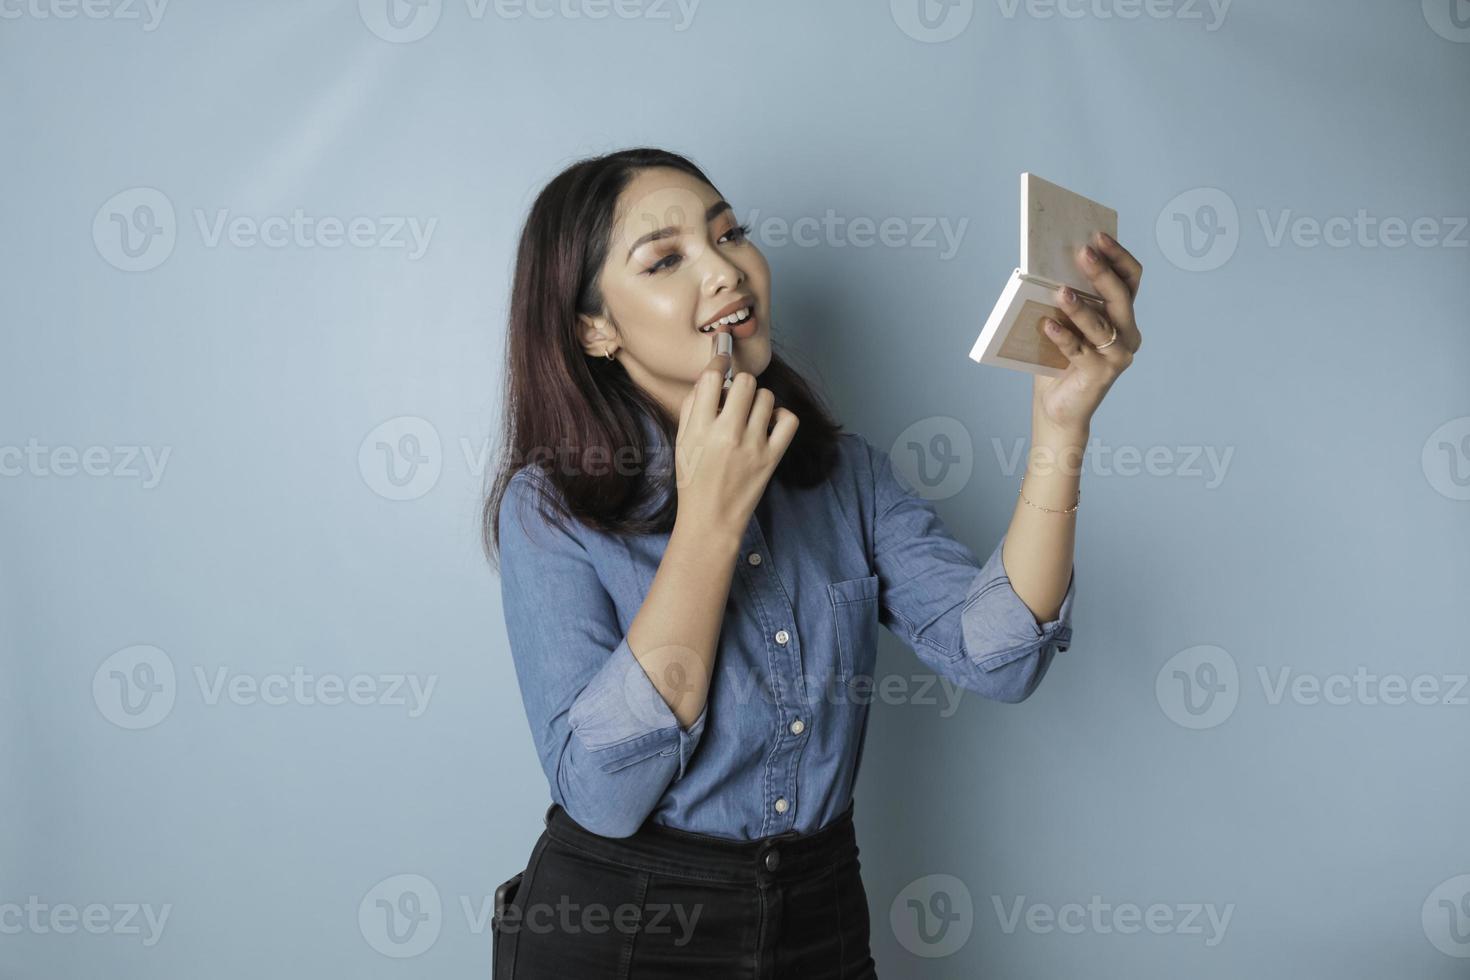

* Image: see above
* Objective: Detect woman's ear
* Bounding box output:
[577,313,618,359]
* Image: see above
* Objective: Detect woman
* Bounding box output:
[483,147,1141,978]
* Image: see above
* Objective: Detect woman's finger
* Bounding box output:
[1075,244,1137,333]
[679,386,696,435]
[1053,286,1121,358]
[717,371,756,428]
[764,407,800,460]
[692,351,729,424]
[745,387,775,443]
[1091,231,1143,296]
[1040,317,1097,365]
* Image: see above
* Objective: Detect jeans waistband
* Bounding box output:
[541,800,858,886]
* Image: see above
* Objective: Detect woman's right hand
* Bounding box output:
[674,346,800,541]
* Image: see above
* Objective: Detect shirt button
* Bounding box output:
[775,630,790,645]
[764,849,780,870]
[774,797,788,814]
[747,552,762,566]
[789,719,805,735]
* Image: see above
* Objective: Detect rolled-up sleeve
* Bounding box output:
[865,436,1076,703]
[498,470,707,838]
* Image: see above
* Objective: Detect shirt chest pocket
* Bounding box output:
[827,574,880,686]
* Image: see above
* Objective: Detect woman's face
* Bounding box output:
[579,166,772,421]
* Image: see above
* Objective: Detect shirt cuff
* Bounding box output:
[961,534,1076,671]
[566,636,707,781]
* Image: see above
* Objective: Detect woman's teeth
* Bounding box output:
[698,306,752,332]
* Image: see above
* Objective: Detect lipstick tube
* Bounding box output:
[715,332,733,389]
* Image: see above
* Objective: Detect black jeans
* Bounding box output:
[493,801,878,979]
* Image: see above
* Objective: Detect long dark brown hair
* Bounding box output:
[482,148,844,568]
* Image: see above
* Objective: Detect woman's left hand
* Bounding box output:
[1032,231,1144,436]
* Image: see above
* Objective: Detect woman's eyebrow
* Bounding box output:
[624,200,733,263]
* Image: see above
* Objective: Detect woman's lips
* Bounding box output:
[728,310,758,339]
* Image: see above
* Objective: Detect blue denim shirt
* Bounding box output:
[498,413,1076,840]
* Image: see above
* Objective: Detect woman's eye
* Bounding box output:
[644,253,680,275]
[643,224,750,275]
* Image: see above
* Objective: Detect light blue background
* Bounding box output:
[3,1,1467,977]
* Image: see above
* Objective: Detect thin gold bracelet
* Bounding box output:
[1019,480,1080,514]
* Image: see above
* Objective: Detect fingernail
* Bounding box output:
[715,333,732,356]
[1059,286,1075,303]
[1082,246,1097,263]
